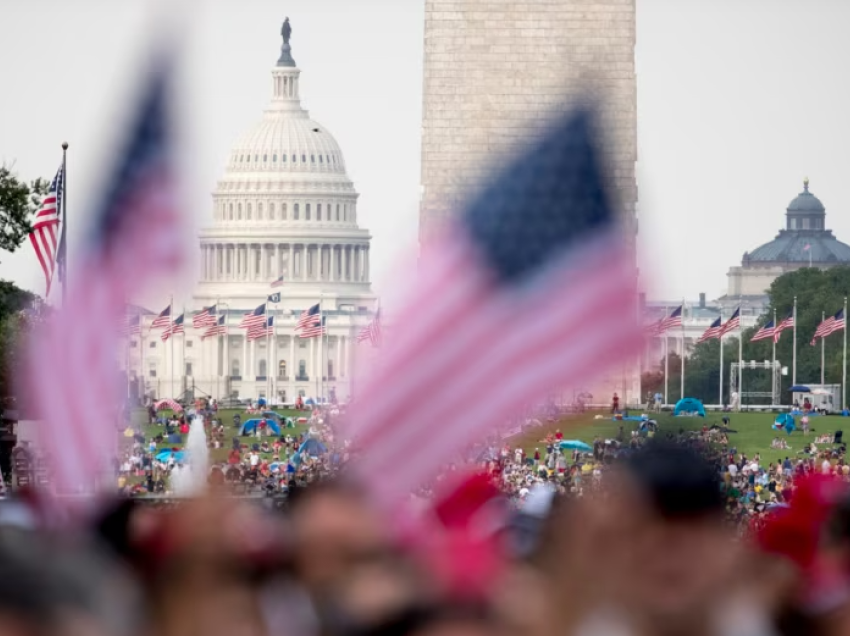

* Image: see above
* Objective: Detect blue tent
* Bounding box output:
[673,397,705,417]
[298,438,327,457]
[155,450,186,463]
[773,413,796,435]
[559,440,593,453]
[239,418,282,436]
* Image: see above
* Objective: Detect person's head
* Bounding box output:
[609,439,736,628]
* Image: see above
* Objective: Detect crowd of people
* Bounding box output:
[9,405,850,636]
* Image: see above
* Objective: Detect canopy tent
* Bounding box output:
[673,398,705,417]
[298,438,327,457]
[155,449,186,463]
[239,418,282,436]
[154,399,182,412]
[558,440,593,453]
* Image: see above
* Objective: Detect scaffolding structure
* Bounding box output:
[730,360,783,406]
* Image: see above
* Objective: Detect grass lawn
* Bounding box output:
[127,408,310,464]
[509,410,849,466]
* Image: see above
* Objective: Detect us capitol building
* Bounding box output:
[131,20,376,403]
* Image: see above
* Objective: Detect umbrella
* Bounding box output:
[789,385,811,393]
[558,440,593,453]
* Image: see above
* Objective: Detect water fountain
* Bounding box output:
[171,415,210,496]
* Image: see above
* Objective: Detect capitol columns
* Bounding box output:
[329,244,336,282]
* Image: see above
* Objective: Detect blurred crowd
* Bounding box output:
[9,411,850,636]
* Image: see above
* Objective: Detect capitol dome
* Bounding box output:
[786,178,826,214]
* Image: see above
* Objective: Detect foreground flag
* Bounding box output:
[811,309,845,346]
[247,316,274,341]
[697,317,722,343]
[28,164,65,295]
[299,316,326,339]
[151,304,172,329]
[296,303,320,330]
[774,312,794,343]
[239,303,266,329]
[271,275,285,288]
[201,315,227,339]
[121,314,141,337]
[721,307,741,336]
[343,108,641,508]
[24,50,185,497]
[162,313,185,341]
[192,305,216,329]
[357,307,382,347]
[751,320,776,342]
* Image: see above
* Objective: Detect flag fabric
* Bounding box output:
[296,303,320,330]
[268,292,281,303]
[151,304,172,329]
[697,317,722,343]
[357,308,382,347]
[201,315,227,339]
[341,108,641,510]
[751,320,776,342]
[271,275,285,288]
[192,305,216,329]
[247,316,274,341]
[803,244,811,251]
[122,314,141,337]
[24,51,184,499]
[299,316,326,339]
[658,306,683,333]
[28,164,65,295]
[239,303,266,329]
[643,319,662,338]
[774,312,794,343]
[811,309,845,345]
[721,308,741,336]
[162,314,185,341]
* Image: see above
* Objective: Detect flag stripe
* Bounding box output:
[27,166,64,294]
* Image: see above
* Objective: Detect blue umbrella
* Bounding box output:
[559,440,593,453]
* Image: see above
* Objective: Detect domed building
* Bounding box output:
[722,179,850,313]
[140,20,376,404]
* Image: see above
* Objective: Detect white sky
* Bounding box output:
[1,0,849,306]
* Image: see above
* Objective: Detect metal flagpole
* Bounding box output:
[841,296,847,411]
[59,142,68,307]
[771,308,777,406]
[738,307,743,410]
[316,294,323,404]
[680,300,685,401]
[181,306,186,400]
[821,311,826,386]
[792,296,798,386]
[719,310,724,407]
[661,307,670,404]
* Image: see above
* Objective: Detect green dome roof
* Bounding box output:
[745,233,850,264]
[786,178,825,214]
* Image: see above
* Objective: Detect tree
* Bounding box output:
[0,280,44,403]
[0,165,49,257]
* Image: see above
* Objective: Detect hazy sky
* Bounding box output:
[2,0,849,306]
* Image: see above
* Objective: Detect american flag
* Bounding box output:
[151,304,172,329]
[720,307,741,336]
[811,309,844,345]
[697,317,722,343]
[658,306,683,333]
[271,275,285,288]
[643,319,663,338]
[750,320,776,342]
[24,51,184,498]
[357,307,382,347]
[342,108,641,509]
[299,315,326,339]
[28,165,65,295]
[239,303,266,329]
[296,303,320,330]
[201,315,227,340]
[247,316,274,341]
[122,314,141,337]
[773,312,794,343]
[162,313,185,341]
[192,305,216,329]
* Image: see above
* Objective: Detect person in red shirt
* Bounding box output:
[612,392,620,414]
[554,429,564,441]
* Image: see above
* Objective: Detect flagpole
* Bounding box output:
[792,296,798,386]
[60,142,68,307]
[738,306,743,411]
[181,305,186,400]
[719,311,724,408]
[170,295,174,399]
[663,305,668,405]
[317,294,323,404]
[821,311,826,386]
[680,300,685,402]
[841,296,847,411]
[771,308,777,406]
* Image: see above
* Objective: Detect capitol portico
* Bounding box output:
[130,19,376,404]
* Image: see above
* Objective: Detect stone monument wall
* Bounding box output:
[419,0,640,404]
